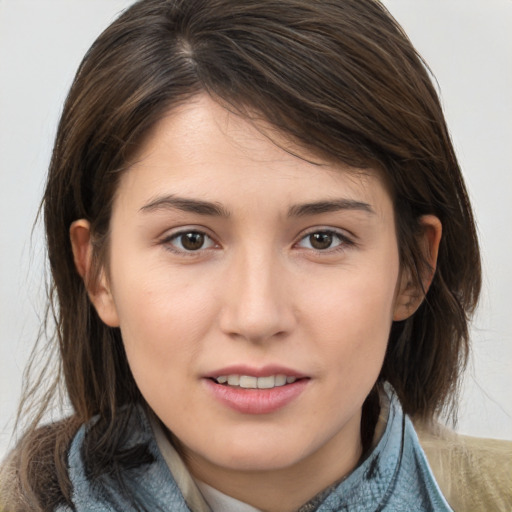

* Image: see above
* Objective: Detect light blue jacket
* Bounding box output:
[58,391,452,511]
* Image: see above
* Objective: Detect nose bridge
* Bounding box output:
[219,243,294,342]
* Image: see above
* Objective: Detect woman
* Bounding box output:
[1,0,510,511]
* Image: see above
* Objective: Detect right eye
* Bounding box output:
[163,230,217,253]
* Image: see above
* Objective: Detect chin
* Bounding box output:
[193,428,321,472]
[212,447,305,472]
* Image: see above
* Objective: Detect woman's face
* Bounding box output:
[84,95,416,488]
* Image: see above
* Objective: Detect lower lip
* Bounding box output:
[204,379,309,414]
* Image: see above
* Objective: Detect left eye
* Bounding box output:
[297,231,345,251]
[166,231,216,252]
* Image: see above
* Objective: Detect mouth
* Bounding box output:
[211,374,300,389]
[205,370,309,414]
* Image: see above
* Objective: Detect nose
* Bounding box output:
[218,248,297,343]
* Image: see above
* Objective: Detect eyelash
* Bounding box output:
[160,229,218,256]
[295,228,354,254]
[159,228,354,255]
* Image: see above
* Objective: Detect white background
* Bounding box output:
[1,0,511,459]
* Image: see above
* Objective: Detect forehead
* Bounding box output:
[118,94,393,217]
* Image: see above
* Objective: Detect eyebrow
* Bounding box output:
[287,199,375,217]
[140,195,230,217]
[140,195,374,218]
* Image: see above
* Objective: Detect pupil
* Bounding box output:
[182,232,204,250]
[310,232,332,250]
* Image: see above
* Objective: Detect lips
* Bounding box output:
[204,365,309,414]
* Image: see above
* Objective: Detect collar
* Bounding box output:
[67,385,450,511]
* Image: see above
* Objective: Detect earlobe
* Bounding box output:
[69,220,120,327]
[393,215,442,321]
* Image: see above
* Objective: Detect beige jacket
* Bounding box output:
[416,423,512,512]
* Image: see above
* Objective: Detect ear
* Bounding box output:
[70,219,120,327]
[393,215,442,321]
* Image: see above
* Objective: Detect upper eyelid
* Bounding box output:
[296,226,355,241]
[159,226,216,241]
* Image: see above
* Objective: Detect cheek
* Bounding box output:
[109,262,220,380]
[301,259,399,376]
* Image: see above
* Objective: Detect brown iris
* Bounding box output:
[309,232,334,250]
[181,232,205,250]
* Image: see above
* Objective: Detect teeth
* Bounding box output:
[239,376,258,388]
[257,376,275,389]
[214,373,297,389]
[275,374,287,386]
[227,375,240,386]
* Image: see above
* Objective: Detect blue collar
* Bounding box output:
[65,387,451,511]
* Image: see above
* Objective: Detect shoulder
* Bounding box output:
[415,421,512,512]
[0,417,78,512]
[65,405,190,511]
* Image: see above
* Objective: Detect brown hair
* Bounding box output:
[2,0,481,509]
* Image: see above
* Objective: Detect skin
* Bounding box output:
[71,95,441,512]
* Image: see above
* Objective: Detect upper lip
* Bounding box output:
[203,364,308,379]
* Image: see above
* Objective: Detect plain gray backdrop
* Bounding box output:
[1,0,511,458]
